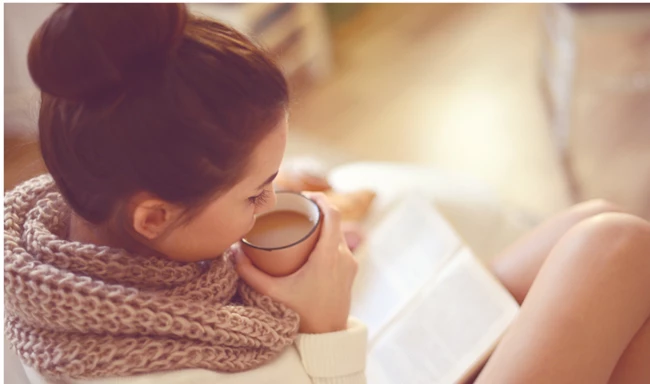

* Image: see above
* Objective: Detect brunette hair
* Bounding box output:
[28,4,288,224]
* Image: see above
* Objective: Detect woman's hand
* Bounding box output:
[235,192,358,334]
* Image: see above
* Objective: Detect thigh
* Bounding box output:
[609,318,650,384]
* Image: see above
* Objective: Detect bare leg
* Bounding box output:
[491,199,623,304]
[476,212,650,383]
[610,317,650,384]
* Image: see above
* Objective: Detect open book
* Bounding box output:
[350,194,519,384]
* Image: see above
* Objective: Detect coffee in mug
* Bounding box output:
[245,211,316,249]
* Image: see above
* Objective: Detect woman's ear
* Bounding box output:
[132,199,181,240]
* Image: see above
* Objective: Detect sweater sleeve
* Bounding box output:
[294,317,367,384]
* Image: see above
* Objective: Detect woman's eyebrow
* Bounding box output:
[256,171,278,190]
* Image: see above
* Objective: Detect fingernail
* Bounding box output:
[232,248,243,263]
[236,250,251,266]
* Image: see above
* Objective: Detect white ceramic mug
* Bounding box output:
[241,192,322,276]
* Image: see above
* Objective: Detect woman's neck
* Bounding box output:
[68,213,151,255]
[69,213,113,246]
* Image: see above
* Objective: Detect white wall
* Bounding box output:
[5,3,58,137]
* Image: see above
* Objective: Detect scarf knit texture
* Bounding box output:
[4,175,300,380]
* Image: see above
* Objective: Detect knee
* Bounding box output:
[571,198,624,218]
[566,212,650,266]
[581,212,650,243]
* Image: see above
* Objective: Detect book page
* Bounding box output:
[367,248,519,384]
[350,194,463,339]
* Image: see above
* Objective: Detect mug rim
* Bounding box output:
[241,191,322,251]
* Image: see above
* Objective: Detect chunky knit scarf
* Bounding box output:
[4,175,300,380]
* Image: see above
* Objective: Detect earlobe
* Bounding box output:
[132,200,176,240]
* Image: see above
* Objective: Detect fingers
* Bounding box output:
[233,249,276,296]
[341,222,365,252]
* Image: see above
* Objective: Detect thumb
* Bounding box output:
[234,249,276,296]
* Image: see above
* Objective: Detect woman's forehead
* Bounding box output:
[239,120,288,189]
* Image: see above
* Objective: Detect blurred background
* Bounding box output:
[5,3,650,221]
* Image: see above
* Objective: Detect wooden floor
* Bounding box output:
[5,4,573,218]
[289,4,572,217]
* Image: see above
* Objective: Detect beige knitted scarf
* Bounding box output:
[4,175,300,380]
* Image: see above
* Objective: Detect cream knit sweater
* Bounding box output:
[5,175,367,384]
[22,318,367,384]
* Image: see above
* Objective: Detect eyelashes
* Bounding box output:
[248,189,270,207]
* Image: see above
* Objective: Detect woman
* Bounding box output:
[5,3,650,384]
[5,4,363,384]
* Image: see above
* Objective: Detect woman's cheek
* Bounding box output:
[244,212,257,235]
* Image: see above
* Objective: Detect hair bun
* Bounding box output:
[28,3,187,101]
